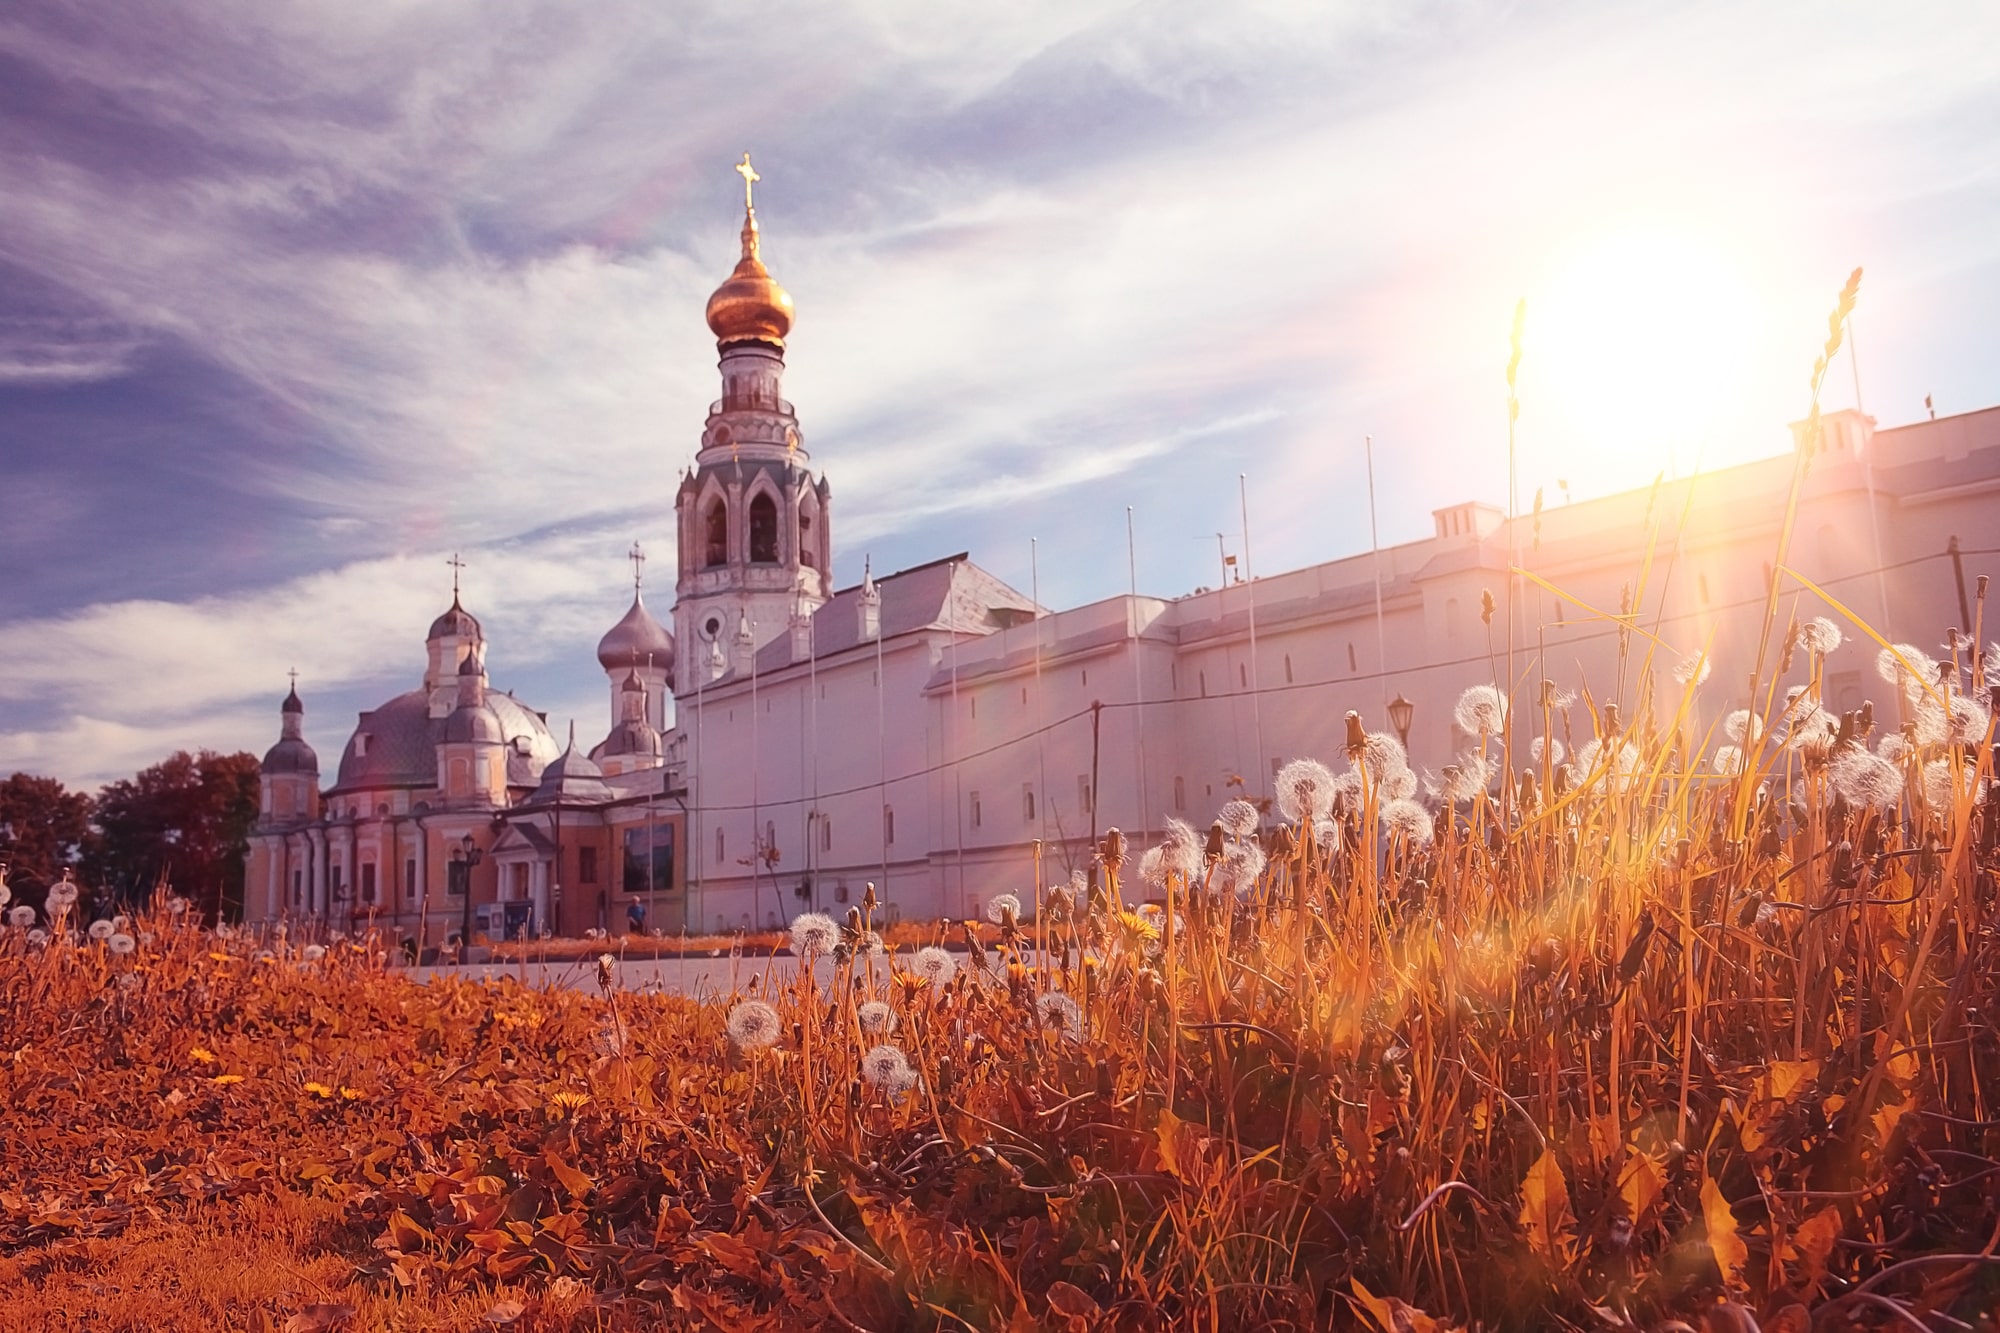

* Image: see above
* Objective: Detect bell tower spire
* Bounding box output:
[674,154,831,689]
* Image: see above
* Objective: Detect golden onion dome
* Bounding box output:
[705,209,794,347]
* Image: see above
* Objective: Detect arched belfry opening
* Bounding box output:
[748,493,778,564]
[703,498,728,569]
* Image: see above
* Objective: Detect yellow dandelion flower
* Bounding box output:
[304,1081,334,1099]
[189,1047,216,1064]
[212,1073,245,1086]
[339,1086,364,1101]
[548,1090,592,1118]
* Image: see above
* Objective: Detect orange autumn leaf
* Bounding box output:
[1702,1176,1748,1289]
[1350,1277,1440,1333]
[1518,1148,1574,1265]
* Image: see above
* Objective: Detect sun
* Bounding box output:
[1526,227,1764,493]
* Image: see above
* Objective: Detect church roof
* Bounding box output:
[331,688,557,793]
[524,737,616,807]
[728,554,1038,680]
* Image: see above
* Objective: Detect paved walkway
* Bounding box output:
[406,951,901,996]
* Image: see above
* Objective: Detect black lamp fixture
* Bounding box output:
[1388,693,1415,748]
[451,833,484,953]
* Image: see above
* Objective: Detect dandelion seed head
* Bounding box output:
[1216,799,1259,837]
[1218,842,1267,896]
[861,1043,911,1089]
[1381,798,1435,847]
[1723,710,1764,745]
[1158,818,1203,880]
[857,1000,896,1034]
[913,946,957,986]
[1877,733,1911,763]
[1382,765,1418,802]
[1799,617,1842,656]
[1711,745,1744,777]
[107,932,135,956]
[1036,991,1083,1041]
[726,999,782,1050]
[302,944,325,961]
[986,894,1021,925]
[8,906,35,929]
[1439,757,1489,804]
[27,928,48,946]
[1674,655,1713,687]
[1878,644,1938,703]
[87,919,114,941]
[1453,685,1508,736]
[1358,733,1409,782]
[789,912,839,957]
[1923,758,1970,810]
[1830,750,1902,810]
[1788,713,1839,760]
[47,882,78,909]
[1529,736,1565,767]
[1274,758,1337,824]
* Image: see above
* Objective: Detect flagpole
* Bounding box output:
[1367,435,1388,708]
[1240,474,1264,797]
[1127,507,1148,841]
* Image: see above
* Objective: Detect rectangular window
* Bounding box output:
[821,816,832,852]
[1078,775,1093,816]
[969,790,982,829]
[1173,776,1186,812]
[883,804,895,846]
[622,824,675,894]
[579,845,599,884]
[1022,784,1036,822]
[716,827,725,864]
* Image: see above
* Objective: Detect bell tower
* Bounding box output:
[674,154,832,687]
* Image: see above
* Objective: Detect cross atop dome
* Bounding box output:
[735,152,759,212]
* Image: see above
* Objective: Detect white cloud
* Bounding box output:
[2,0,1998,785]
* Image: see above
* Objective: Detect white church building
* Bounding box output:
[247,166,2000,942]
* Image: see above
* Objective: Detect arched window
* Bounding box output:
[703,499,727,568]
[799,511,815,568]
[749,494,778,563]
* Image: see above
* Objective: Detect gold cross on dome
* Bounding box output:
[628,541,646,590]
[735,152,760,211]
[447,552,466,598]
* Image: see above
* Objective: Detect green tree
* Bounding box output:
[0,772,93,897]
[89,750,260,921]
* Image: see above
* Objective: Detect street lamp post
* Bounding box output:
[451,833,484,958]
[1388,694,1416,750]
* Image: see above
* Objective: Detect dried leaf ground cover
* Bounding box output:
[5,623,2000,1332]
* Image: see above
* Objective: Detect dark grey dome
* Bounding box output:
[332,689,558,792]
[261,737,318,775]
[443,698,504,744]
[428,596,482,642]
[596,592,675,678]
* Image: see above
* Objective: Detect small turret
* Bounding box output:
[259,681,320,824]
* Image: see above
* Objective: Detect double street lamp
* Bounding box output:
[450,833,483,956]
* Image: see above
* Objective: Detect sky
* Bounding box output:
[2,0,1997,789]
